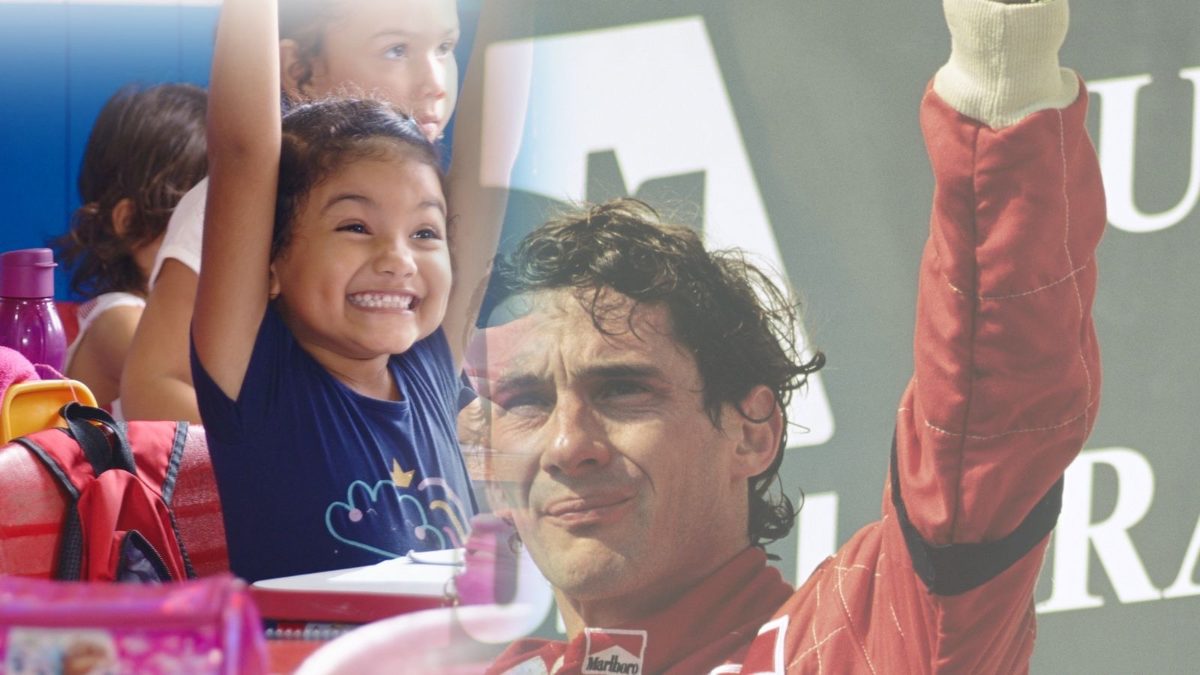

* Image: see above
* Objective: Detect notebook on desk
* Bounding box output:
[250,549,464,624]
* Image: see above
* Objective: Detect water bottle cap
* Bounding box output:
[0,248,57,299]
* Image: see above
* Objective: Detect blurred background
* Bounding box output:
[1,1,1196,670]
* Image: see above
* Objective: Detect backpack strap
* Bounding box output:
[125,420,189,504]
[154,421,194,578]
[15,431,82,500]
[16,431,91,580]
[60,402,136,476]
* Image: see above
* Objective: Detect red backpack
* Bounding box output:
[15,403,194,582]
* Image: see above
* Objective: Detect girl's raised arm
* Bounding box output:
[192,0,282,399]
[440,2,531,371]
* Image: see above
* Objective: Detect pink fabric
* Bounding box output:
[0,574,266,674]
[0,346,40,396]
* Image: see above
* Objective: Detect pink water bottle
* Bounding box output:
[0,248,67,371]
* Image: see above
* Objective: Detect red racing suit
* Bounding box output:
[488,2,1105,673]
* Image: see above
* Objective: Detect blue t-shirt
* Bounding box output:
[192,304,477,582]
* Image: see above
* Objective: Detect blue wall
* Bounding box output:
[0,2,220,298]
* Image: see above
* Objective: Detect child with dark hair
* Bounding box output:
[193,0,519,582]
[122,0,465,423]
[56,83,207,411]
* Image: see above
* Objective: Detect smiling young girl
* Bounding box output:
[122,0,464,423]
[194,0,514,582]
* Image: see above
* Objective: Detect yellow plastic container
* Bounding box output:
[0,379,98,443]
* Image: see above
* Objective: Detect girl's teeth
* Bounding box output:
[350,293,413,309]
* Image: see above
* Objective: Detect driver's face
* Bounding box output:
[469,289,760,626]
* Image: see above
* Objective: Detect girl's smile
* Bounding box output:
[346,291,419,311]
[271,152,451,374]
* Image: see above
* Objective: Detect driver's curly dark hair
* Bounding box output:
[488,198,825,548]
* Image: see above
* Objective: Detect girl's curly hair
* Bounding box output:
[56,83,207,297]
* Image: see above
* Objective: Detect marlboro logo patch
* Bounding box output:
[582,628,647,674]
